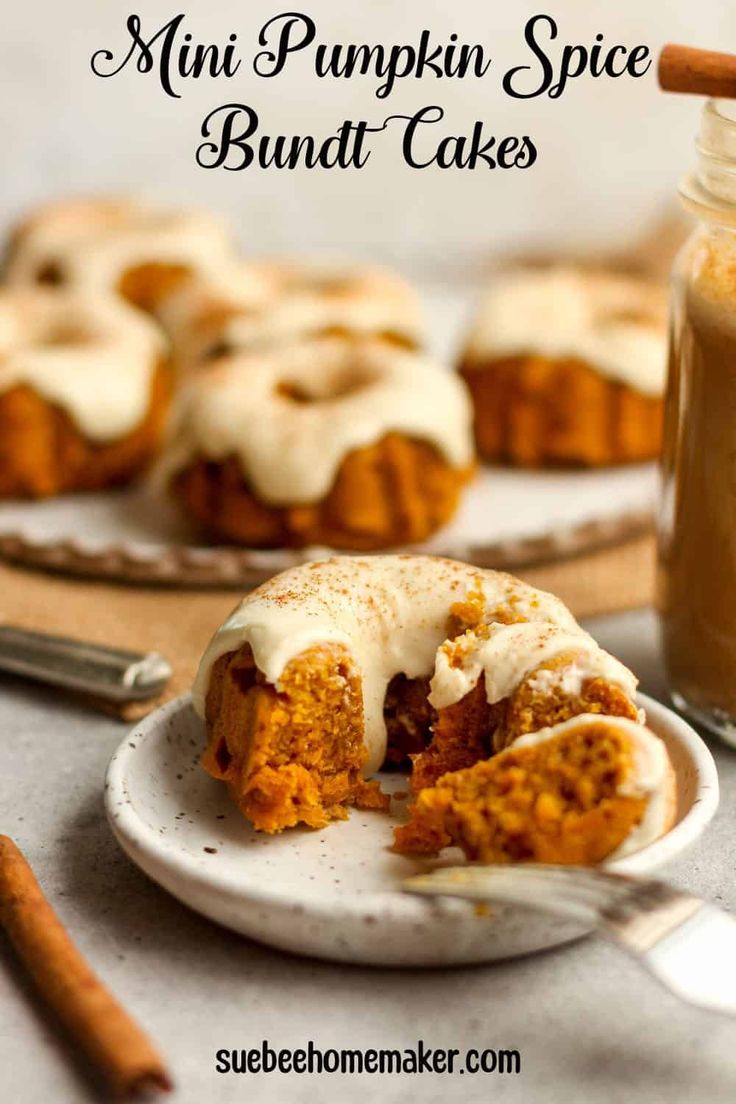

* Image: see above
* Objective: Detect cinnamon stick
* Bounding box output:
[0,835,172,1097]
[659,43,736,98]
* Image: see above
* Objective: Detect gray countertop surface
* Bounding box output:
[1,606,734,1104]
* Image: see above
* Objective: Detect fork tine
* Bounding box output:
[405,864,611,923]
[405,866,735,1015]
[406,861,653,922]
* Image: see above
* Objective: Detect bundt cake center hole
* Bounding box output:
[290,273,354,297]
[276,364,379,404]
[315,326,414,349]
[200,308,258,363]
[36,260,66,286]
[118,262,191,310]
[40,324,95,347]
[202,339,236,363]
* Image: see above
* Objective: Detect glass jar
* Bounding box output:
[659,99,736,745]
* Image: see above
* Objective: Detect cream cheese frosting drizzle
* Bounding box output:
[429,621,637,711]
[463,267,668,397]
[0,288,165,440]
[192,556,638,775]
[161,338,474,504]
[5,198,234,294]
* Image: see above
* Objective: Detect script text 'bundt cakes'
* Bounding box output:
[0,288,170,497]
[155,260,425,372]
[163,338,474,549]
[4,197,235,313]
[193,555,675,862]
[459,267,668,467]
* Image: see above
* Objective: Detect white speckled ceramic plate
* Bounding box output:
[104,692,718,966]
[0,465,655,587]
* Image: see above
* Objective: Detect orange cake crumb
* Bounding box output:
[202,643,388,832]
[493,651,640,750]
[394,719,648,863]
[409,652,638,795]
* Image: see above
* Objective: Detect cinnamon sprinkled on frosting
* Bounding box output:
[193,556,638,774]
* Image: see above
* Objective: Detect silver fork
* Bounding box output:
[405,864,736,1014]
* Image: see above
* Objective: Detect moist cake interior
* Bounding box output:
[202,593,640,846]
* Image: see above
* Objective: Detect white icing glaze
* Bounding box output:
[0,288,165,440]
[429,621,637,710]
[512,714,673,858]
[463,268,668,397]
[608,722,674,859]
[160,338,474,503]
[153,262,276,367]
[192,556,636,775]
[5,198,234,294]
[223,262,424,350]
[156,260,424,368]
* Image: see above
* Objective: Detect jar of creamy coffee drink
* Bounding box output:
[659,99,736,744]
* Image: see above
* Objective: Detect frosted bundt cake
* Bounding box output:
[0,288,170,497]
[193,555,675,862]
[459,268,668,466]
[154,260,425,372]
[4,197,234,312]
[163,338,474,549]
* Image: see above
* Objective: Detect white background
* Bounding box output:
[0,1,733,275]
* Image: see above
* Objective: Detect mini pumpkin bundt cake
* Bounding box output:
[4,197,235,312]
[162,337,474,549]
[0,287,170,497]
[193,555,675,862]
[154,260,425,372]
[459,267,668,467]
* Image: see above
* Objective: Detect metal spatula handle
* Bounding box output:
[0,625,171,703]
